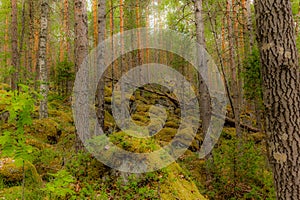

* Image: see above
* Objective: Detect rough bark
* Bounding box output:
[4,16,10,82]
[74,0,88,72]
[59,0,70,62]
[92,0,98,47]
[255,0,300,199]
[11,0,19,90]
[38,0,50,119]
[226,0,242,138]
[96,0,107,130]
[74,0,89,151]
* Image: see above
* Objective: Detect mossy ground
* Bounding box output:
[0,86,274,199]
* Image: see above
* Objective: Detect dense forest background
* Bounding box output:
[0,0,299,199]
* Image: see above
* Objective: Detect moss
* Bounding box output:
[0,186,27,199]
[0,83,11,91]
[26,118,59,143]
[104,86,112,97]
[131,113,150,124]
[136,104,151,112]
[222,128,236,139]
[161,163,207,200]
[0,159,42,187]
[33,148,63,178]
[104,97,112,104]
[48,110,73,124]
[109,131,160,153]
[25,137,52,150]
[104,110,115,127]
[248,132,265,143]
[155,128,177,142]
[165,121,179,129]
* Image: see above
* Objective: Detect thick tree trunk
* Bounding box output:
[38,0,50,119]
[74,0,88,72]
[255,0,300,199]
[11,0,19,90]
[74,0,88,151]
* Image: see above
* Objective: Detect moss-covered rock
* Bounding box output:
[26,118,60,144]
[0,158,42,187]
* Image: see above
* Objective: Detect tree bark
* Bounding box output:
[194,0,212,154]
[92,0,98,48]
[38,0,50,119]
[96,0,107,130]
[74,0,88,72]
[74,0,89,151]
[226,0,242,138]
[255,0,300,199]
[11,0,19,90]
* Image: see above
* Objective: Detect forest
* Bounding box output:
[0,0,299,199]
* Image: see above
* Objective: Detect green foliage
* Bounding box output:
[54,60,75,96]
[204,132,276,199]
[242,49,263,101]
[0,84,40,165]
[42,169,75,199]
[105,173,161,199]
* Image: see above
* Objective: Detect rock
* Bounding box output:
[0,158,42,187]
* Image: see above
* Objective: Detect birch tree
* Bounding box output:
[38,0,50,119]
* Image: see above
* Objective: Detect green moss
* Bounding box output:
[165,121,179,129]
[155,128,177,142]
[26,118,59,143]
[104,97,112,104]
[161,163,207,200]
[109,131,160,153]
[131,113,150,124]
[0,159,42,187]
[136,104,151,112]
[104,86,112,97]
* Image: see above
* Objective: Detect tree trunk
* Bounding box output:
[255,0,300,199]
[194,0,212,154]
[96,0,107,130]
[38,0,50,119]
[74,0,88,151]
[11,0,19,90]
[226,0,241,138]
[4,16,10,84]
[92,0,98,48]
[74,0,88,72]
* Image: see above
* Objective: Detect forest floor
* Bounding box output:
[0,83,275,199]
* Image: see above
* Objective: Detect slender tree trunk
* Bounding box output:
[33,19,40,74]
[59,2,65,62]
[59,0,69,62]
[27,0,34,75]
[226,0,241,138]
[38,0,50,119]
[255,0,300,199]
[96,0,107,130]
[194,0,211,154]
[19,0,26,81]
[92,0,98,48]
[11,0,19,90]
[4,16,10,84]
